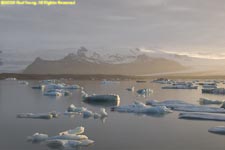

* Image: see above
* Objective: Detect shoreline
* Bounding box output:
[1,73,225,80]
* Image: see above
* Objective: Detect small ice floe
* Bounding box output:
[202,88,225,95]
[17,112,58,119]
[137,88,153,96]
[202,84,217,89]
[27,133,49,143]
[162,82,198,89]
[64,84,81,89]
[221,102,225,109]
[146,100,225,113]
[101,80,120,84]
[32,84,45,90]
[66,104,108,119]
[199,98,223,105]
[45,139,94,149]
[136,80,147,83]
[5,78,17,81]
[83,94,120,106]
[40,79,56,84]
[44,89,71,97]
[111,101,172,114]
[126,86,135,92]
[152,78,173,84]
[18,80,29,85]
[59,126,84,136]
[179,113,225,121]
[208,126,225,135]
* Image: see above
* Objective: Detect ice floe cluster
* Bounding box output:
[27,126,94,149]
[31,79,82,97]
[65,104,108,119]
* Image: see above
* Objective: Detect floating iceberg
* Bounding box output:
[27,133,49,143]
[28,126,94,149]
[136,88,153,96]
[199,98,223,105]
[208,126,225,135]
[126,86,135,92]
[64,84,81,89]
[83,94,120,106]
[146,100,194,108]
[101,80,120,84]
[5,78,17,81]
[59,126,84,136]
[67,104,87,113]
[44,89,71,97]
[66,104,108,119]
[162,82,198,89]
[146,100,225,113]
[32,84,45,89]
[221,102,225,109]
[17,112,58,119]
[45,139,94,149]
[179,113,225,121]
[111,101,172,114]
[18,80,29,85]
[48,134,88,141]
[202,84,217,89]
[152,78,173,84]
[202,88,225,95]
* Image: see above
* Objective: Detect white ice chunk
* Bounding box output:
[59,126,85,136]
[27,133,48,143]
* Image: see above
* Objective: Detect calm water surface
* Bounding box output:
[0,80,224,150]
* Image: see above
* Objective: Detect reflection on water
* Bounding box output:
[0,80,225,150]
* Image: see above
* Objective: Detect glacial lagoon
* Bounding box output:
[0,79,224,150]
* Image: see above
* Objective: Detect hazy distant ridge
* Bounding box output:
[23,47,186,75]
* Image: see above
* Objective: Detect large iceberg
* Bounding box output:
[82,93,120,106]
[208,126,225,135]
[111,101,172,114]
[179,113,225,121]
[146,100,225,113]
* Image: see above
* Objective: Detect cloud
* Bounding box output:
[162,50,225,60]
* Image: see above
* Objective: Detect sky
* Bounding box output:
[0,0,225,56]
